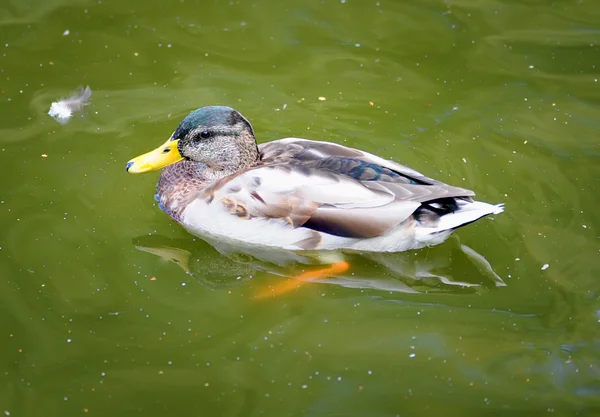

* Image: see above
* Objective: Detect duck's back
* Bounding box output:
[258,137,474,195]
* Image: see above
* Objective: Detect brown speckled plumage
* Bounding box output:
[142,106,502,251]
[156,139,474,233]
[157,161,208,222]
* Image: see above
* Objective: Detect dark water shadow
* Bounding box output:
[132,233,506,295]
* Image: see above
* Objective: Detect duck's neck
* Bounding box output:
[157,161,208,222]
[203,130,260,180]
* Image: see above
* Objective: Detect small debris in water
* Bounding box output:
[48,85,92,124]
[63,29,70,36]
[369,101,374,106]
[41,154,48,158]
[150,277,157,281]
[318,96,326,101]
[462,157,467,163]
[541,264,549,271]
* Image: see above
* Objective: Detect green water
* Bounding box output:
[1,0,600,415]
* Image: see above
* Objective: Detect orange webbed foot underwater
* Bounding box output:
[254,261,350,299]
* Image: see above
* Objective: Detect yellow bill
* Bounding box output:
[126,138,183,173]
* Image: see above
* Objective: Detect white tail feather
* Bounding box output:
[416,201,503,240]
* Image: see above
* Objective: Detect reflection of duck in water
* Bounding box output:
[126,105,503,283]
[133,234,506,297]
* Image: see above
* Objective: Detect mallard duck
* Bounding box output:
[126,106,503,253]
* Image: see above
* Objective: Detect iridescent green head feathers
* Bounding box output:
[172,106,254,141]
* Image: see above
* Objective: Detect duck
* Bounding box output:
[126,105,503,253]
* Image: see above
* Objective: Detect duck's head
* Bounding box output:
[126,106,258,175]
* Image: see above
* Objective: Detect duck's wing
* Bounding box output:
[197,157,474,241]
[259,137,465,188]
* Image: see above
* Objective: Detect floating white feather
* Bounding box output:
[48,85,92,124]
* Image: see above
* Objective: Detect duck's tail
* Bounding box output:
[415,199,503,242]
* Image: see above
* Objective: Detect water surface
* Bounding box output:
[1,0,599,416]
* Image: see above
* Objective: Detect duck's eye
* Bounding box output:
[200,130,210,139]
